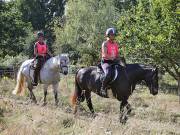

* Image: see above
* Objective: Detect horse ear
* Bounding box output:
[152,67,158,73]
[152,67,158,72]
[155,67,158,72]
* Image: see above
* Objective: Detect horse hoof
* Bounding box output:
[120,115,128,124]
[73,109,78,115]
[90,113,97,118]
[120,118,127,124]
[34,100,37,104]
[55,101,59,107]
[29,99,37,105]
[73,110,77,115]
[42,102,47,106]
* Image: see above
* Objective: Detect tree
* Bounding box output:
[0,1,32,58]
[17,0,65,30]
[54,0,119,65]
[17,0,66,51]
[114,0,137,12]
[116,0,180,93]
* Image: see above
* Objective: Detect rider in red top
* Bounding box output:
[32,31,52,86]
[100,27,126,97]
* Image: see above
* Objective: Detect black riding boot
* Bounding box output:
[32,69,39,86]
[32,56,43,86]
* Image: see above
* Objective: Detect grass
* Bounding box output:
[0,75,180,135]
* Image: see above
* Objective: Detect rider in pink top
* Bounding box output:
[100,27,126,97]
[32,31,52,86]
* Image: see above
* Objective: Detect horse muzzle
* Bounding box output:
[63,71,68,75]
[151,89,158,95]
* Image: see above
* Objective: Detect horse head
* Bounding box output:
[144,67,159,95]
[59,54,69,75]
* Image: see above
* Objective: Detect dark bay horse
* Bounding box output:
[126,64,158,94]
[71,63,158,122]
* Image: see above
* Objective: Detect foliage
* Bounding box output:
[114,0,137,11]
[17,0,66,51]
[54,0,119,65]
[0,0,66,61]
[17,0,65,30]
[0,1,33,58]
[0,54,28,67]
[116,0,180,82]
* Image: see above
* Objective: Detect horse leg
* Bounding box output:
[42,84,48,106]
[52,83,59,106]
[126,103,132,114]
[85,91,94,113]
[119,98,131,124]
[73,80,85,114]
[73,91,84,114]
[28,84,37,104]
[120,100,127,111]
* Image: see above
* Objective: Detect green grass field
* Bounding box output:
[0,76,180,135]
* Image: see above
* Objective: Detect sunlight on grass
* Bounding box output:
[0,76,179,135]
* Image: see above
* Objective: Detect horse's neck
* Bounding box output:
[128,67,145,83]
[43,56,59,71]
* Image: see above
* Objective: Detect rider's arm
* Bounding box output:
[102,42,110,59]
[47,46,53,57]
[34,43,38,58]
[102,42,107,55]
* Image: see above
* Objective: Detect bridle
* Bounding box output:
[59,55,68,72]
[146,70,157,93]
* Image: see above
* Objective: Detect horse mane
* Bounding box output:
[126,63,155,70]
[44,54,69,68]
[42,57,57,69]
[139,64,155,70]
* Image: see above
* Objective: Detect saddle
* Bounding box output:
[97,63,119,84]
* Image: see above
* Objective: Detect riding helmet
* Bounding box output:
[37,31,44,38]
[105,27,116,37]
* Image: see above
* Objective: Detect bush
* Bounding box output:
[0,54,28,67]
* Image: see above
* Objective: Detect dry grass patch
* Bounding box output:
[0,77,180,135]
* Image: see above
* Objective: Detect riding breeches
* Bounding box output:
[101,61,113,85]
[34,56,47,83]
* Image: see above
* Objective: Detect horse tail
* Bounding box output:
[71,69,85,106]
[12,67,26,96]
[71,90,77,106]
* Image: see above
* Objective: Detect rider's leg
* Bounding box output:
[101,62,111,97]
[33,57,42,86]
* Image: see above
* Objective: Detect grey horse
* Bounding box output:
[13,54,69,106]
